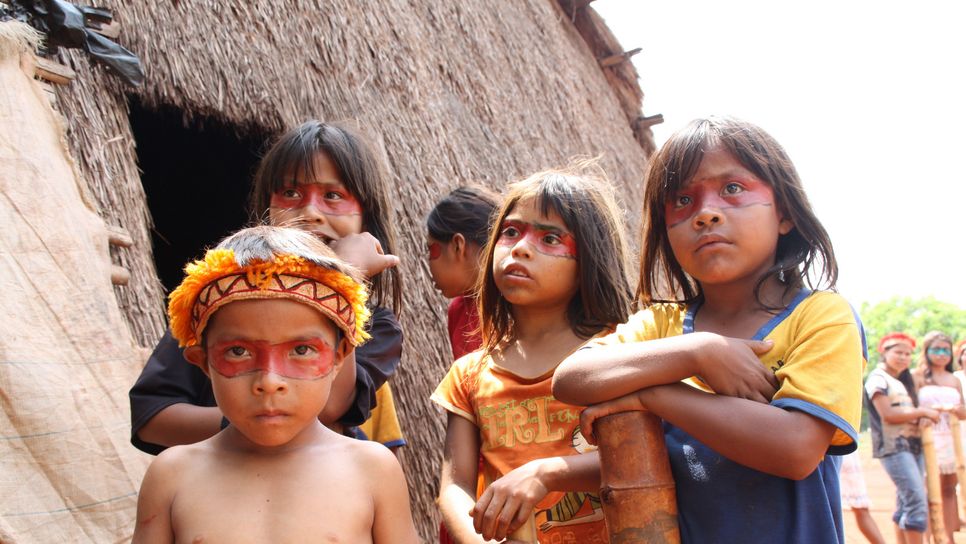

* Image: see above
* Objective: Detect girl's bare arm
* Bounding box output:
[582,383,839,480]
[553,332,776,406]
[870,393,939,425]
[438,413,493,544]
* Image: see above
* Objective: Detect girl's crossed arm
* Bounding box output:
[553,332,776,405]
[580,383,835,480]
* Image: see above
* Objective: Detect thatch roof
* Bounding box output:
[45,0,653,539]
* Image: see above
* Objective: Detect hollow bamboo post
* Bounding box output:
[594,410,680,544]
[948,413,966,524]
[508,515,538,543]
[921,424,949,544]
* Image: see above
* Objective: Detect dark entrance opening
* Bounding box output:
[128,100,269,292]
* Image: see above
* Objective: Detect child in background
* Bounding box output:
[426,185,501,360]
[130,121,405,453]
[433,164,633,543]
[553,117,865,543]
[953,340,966,397]
[912,330,965,542]
[427,186,500,544]
[132,226,418,543]
[839,450,886,544]
[866,332,939,544]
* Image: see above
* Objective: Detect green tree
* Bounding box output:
[859,296,966,373]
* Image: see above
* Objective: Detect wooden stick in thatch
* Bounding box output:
[947,412,966,524]
[594,410,680,544]
[921,424,949,544]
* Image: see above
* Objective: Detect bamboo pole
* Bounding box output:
[947,412,966,526]
[508,516,538,543]
[921,424,949,544]
[594,411,680,544]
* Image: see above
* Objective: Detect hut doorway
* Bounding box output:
[128,101,267,291]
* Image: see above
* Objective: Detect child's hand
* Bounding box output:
[693,333,778,403]
[329,233,400,278]
[471,461,548,542]
[919,407,941,424]
[579,390,648,445]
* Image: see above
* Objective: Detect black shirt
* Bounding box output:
[129,306,402,455]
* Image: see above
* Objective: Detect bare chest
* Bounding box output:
[170,468,373,544]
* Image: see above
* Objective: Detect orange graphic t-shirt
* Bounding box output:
[432,351,608,544]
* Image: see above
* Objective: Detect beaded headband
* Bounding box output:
[168,249,370,348]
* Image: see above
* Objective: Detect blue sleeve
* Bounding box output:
[337,306,403,427]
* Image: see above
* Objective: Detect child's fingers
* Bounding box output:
[745,339,774,356]
[579,409,599,446]
[475,492,508,540]
[490,496,522,541]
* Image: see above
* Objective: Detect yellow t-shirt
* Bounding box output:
[432,352,608,544]
[358,383,406,448]
[592,289,865,450]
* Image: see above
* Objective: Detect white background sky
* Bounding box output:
[596,1,966,308]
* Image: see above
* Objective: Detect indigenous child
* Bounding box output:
[552,116,866,543]
[839,450,886,544]
[426,185,501,360]
[426,185,501,544]
[866,332,938,544]
[912,330,965,542]
[132,226,419,543]
[130,121,405,453]
[432,165,633,543]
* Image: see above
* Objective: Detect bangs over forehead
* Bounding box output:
[502,172,584,232]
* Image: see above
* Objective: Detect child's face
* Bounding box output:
[184,298,349,448]
[268,151,364,245]
[882,342,914,376]
[426,234,480,299]
[926,340,953,368]
[492,198,579,309]
[665,145,793,288]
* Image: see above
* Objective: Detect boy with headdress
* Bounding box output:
[132,226,418,543]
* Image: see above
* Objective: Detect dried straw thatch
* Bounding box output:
[42,0,653,539]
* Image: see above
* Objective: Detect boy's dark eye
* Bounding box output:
[324,191,344,200]
[673,195,691,208]
[280,188,300,199]
[723,183,743,195]
[228,346,248,357]
[293,344,315,356]
[500,226,520,238]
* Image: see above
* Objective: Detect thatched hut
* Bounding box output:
[1,1,654,540]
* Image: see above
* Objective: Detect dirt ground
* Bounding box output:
[845,433,966,543]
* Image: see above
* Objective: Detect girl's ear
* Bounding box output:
[778,216,794,235]
[451,232,466,258]
[183,346,210,376]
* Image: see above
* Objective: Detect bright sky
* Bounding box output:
[596,1,966,307]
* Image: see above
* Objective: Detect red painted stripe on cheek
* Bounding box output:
[427,242,442,261]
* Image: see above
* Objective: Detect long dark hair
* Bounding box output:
[638,116,837,309]
[477,161,633,355]
[426,185,500,247]
[250,120,402,312]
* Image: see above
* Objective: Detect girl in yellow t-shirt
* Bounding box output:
[553,117,866,544]
[432,161,633,543]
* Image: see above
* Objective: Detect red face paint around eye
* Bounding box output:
[427,241,442,261]
[208,338,335,380]
[665,178,775,228]
[269,183,363,216]
[496,220,578,259]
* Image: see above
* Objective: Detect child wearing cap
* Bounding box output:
[132,225,418,543]
[864,332,939,544]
